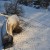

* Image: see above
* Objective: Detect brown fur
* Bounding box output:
[6,15,20,36]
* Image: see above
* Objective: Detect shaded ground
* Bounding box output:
[0,1,50,50]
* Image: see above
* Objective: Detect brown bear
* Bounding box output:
[6,15,20,36]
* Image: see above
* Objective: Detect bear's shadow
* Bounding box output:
[12,26,22,35]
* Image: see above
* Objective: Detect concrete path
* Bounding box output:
[0,2,50,50]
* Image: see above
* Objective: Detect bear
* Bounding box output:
[6,15,20,36]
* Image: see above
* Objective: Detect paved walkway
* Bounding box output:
[0,3,50,50]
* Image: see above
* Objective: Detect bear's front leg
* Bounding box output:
[9,25,13,36]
